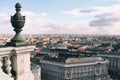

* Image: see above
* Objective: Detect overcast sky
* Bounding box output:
[0,0,120,35]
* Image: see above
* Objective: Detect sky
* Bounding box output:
[0,0,120,35]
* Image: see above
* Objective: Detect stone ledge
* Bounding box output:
[0,46,35,57]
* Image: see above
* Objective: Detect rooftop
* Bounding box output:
[43,56,104,64]
[65,57,103,63]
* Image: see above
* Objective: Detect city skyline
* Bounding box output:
[0,0,120,35]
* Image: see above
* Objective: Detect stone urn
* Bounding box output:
[5,3,30,47]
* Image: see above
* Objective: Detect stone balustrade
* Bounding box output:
[0,46,35,80]
[0,47,13,80]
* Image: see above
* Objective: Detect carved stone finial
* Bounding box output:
[15,2,21,12]
[5,3,30,47]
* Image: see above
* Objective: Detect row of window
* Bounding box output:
[109,61,118,69]
[65,65,106,73]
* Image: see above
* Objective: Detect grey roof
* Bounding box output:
[65,57,103,63]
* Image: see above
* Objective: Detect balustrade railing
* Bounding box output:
[0,48,13,80]
[0,46,35,80]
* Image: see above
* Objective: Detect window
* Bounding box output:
[116,62,118,69]
[66,73,71,78]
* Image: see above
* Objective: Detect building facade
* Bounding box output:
[31,63,41,80]
[40,57,110,80]
[98,53,120,79]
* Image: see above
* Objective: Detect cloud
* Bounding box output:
[63,4,120,28]
[22,11,37,17]
[89,4,120,27]
[99,0,120,3]
[22,11,48,18]
[0,10,120,35]
[60,3,120,35]
[0,12,12,34]
[1,4,120,35]
[62,8,97,16]
[79,9,97,13]
[39,12,48,17]
[62,4,120,16]
[95,13,113,18]
[0,11,51,34]
[89,17,120,27]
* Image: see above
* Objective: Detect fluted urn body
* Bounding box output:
[5,3,30,47]
[11,3,25,29]
[11,14,25,29]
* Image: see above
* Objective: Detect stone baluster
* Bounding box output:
[5,56,12,77]
[0,58,3,73]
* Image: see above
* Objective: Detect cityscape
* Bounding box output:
[0,0,120,80]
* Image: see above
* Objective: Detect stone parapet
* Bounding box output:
[0,46,35,80]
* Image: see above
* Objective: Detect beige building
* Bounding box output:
[40,57,110,80]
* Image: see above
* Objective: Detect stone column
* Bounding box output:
[5,56,12,77]
[11,46,35,80]
[0,58,3,73]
